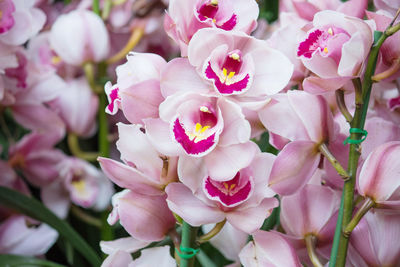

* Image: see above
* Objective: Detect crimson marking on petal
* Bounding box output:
[218,14,237,31]
[173,118,215,155]
[205,62,249,95]
[0,0,16,34]
[107,88,120,114]
[388,96,400,111]
[204,174,252,207]
[297,29,323,58]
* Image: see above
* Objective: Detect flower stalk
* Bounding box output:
[197,219,226,244]
[305,234,323,267]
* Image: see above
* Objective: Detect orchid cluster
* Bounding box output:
[1,0,400,266]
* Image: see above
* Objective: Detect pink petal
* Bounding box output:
[116,123,162,179]
[100,237,150,255]
[269,140,320,196]
[280,184,340,237]
[177,155,208,192]
[117,190,176,242]
[358,141,400,201]
[120,80,163,124]
[205,142,258,181]
[166,183,225,226]
[98,157,163,195]
[226,198,278,234]
[101,250,133,267]
[218,98,251,146]
[143,118,183,156]
[160,58,209,98]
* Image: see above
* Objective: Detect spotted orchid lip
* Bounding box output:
[105,83,121,115]
[0,0,16,34]
[203,171,253,208]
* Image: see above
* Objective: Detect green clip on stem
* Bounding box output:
[176,246,199,260]
[343,128,368,145]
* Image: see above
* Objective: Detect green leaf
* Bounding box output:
[0,254,66,267]
[0,186,101,267]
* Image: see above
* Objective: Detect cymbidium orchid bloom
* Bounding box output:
[0,215,58,256]
[107,189,176,242]
[99,123,177,241]
[258,90,337,195]
[105,52,166,124]
[357,141,400,209]
[98,123,178,195]
[164,0,259,55]
[297,10,375,93]
[49,9,110,66]
[239,230,302,267]
[8,132,65,187]
[0,0,46,46]
[41,157,114,218]
[50,77,98,137]
[350,211,400,266]
[166,152,278,233]
[145,92,254,180]
[180,28,293,105]
[279,184,340,262]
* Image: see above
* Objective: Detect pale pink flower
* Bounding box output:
[350,211,400,266]
[357,141,400,209]
[164,0,259,55]
[185,28,293,101]
[105,52,166,123]
[297,10,375,93]
[0,0,46,46]
[0,215,58,256]
[166,152,278,233]
[258,90,337,195]
[107,189,176,242]
[8,132,65,187]
[50,9,110,66]
[374,0,400,16]
[50,77,98,137]
[239,230,302,267]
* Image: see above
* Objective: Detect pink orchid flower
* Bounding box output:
[258,90,337,195]
[0,0,46,46]
[105,52,166,123]
[0,215,58,256]
[164,0,259,56]
[49,9,110,66]
[185,28,293,102]
[8,132,66,187]
[357,141,400,209]
[350,211,400,266]
[98,123,178,196]
[239,230,302,267]
[166,152,278,233]
[279,184,340,262]
[145,92,254,179]
[50,77,99,137]
[107,189,176,242]
[297,10,375,93]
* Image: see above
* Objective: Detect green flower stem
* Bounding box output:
[179,221,199,267]
[92,0,100,16]
[333,18,400,267]
[196,249,218,267]
[319,143,349,180]
[305,235,323,267]
[197,219,226,244]
[344,198,375,236]
[67,133,99,161]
